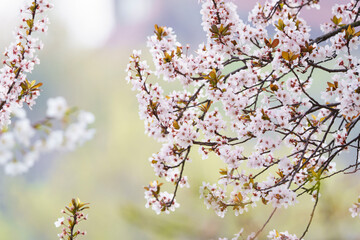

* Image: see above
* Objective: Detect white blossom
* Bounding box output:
[46,97,68,119]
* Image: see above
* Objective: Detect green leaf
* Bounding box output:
[275,19,285,31]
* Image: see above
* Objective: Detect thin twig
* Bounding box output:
[299,189,320,239]
[252,208,278,239]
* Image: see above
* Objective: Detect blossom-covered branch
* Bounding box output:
[0,0,53,127]
[0,1,95,176]
[55,198,89,240]
[0,97,95,175]
[127,0,360,238]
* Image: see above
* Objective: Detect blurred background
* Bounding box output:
[0,0,359,239]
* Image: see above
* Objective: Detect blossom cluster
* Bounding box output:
[0,96,95,175]
[55,198,89,240]
[221,228,300,240]
[267,229,299,240]
[144,180,180,214]
[127,0,360,238]
[349,195,360,218]
[0,0,53,127]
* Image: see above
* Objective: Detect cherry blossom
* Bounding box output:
[54,217,65,228]
[46,96,68,119]
[127,0,360,238]
[0,0,53,127]
[55,198,89,240]
[0,97,95,176]
[267,229,299,240]
[349,195,360,218]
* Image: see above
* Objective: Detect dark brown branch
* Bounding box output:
[167,147,191,207]
[252,207,277,239]
[299,188,320,239]
[176,84,205,122]
[307,61,347,73]
[310,20,360,45]
[211,0,222,24]
[69,213,77,240]
[0,0,39,111]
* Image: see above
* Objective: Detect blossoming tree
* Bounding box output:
[0,0,95,175]
[127,0,360,238]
